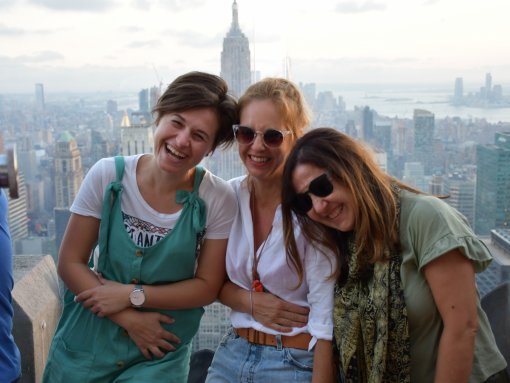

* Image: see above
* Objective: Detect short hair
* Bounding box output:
[152,71,238,151]
[238,78,311,140]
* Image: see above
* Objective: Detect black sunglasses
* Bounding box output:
[291,173,334,214]
[233,124,291,148]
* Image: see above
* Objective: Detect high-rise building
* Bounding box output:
[413,109,435,174]
[362,106,374,143]
[106,99,118,116]
[444,172,476,227]
[149,86,161,114]
[35,83,45,111]
[299,82,316,111]
[475,132,510,235]
[192,302,231,352]
[54,131,83,209]
[53,132,83,254]
[7,171,29,242]
[202,146,244,181]
[403,161,428,192]
[120,114,154,156]
[373,122,392,155]
[453,77,463,105]
[138,88,149,113]
[429,174,444,195]
[220,0,251,98]
[485,72,492,99]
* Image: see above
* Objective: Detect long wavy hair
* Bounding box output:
[282,128,421,278]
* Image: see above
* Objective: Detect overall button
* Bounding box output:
[131,278,139,284]
[135,250,143,257]
[116,360,125,368]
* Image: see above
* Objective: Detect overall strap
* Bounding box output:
[114,155,125,182]
[193,166,205,191]
[97,156,125,272]
[175,166,206,233]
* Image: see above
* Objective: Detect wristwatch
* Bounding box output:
[129,284,145,308]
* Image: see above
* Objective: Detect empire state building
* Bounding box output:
[220,0,251,98]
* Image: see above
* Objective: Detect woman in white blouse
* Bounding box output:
[206,78,336,383]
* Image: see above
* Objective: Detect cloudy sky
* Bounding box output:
[1,0,509,93]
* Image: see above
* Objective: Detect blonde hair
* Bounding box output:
[238,78,310,140]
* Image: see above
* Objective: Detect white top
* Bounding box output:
[71,154,237,243]
[226,176,335,349]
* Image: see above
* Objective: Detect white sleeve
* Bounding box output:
[70,158,116,219]
[201,172,238,240]
[305,242,336,341]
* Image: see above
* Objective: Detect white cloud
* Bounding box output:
[17,51,65,63]
[125,40,162,49]
[335,1,387,13]
[28,0,117,12]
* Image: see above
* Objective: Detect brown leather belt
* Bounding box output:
[235,328,311,350]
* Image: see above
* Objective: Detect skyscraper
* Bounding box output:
[35,83,45,111]
[454,77,463,105]
[54,131,83,209]
[53,132,83,255]
[138,88,149,113]
[413,109,435,174]
[220,0,251,98]
[120,113,154,156]
[149,86,161,114]
[485,72,492,99]
[445,172,475,227]
[362,106,374,143]
[7,171,29,241]
[475,132,510,235]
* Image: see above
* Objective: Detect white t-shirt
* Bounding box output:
[71,155,237,245]
[226,176,336,348]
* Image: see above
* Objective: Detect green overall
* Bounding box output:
[43,157,206,382]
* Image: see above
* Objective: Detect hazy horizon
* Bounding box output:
[1,0,509,93]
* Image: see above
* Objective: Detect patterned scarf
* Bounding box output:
[333,186,411,383]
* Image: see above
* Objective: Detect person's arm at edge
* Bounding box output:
[312,339,336,383]
[57,213,104,294]
[306,243,337,383]
[422,248,478,383]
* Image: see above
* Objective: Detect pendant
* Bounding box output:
[252,279,264,292]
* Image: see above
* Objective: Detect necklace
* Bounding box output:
[249,182,273,292]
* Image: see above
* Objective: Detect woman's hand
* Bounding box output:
[117,310,180,360]
[75,275,131,317]
[219,281,310,332]
[252,291,310,332]
[251,291,309,332]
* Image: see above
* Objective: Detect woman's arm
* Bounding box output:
[57,213,103,293]
[77,237,229,315]
[219,281,309,332]
[312,339,336,383]
[422,248,479,383]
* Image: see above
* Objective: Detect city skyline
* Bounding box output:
[1,0,510,93]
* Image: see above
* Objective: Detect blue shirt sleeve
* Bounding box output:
[0,189,22,382]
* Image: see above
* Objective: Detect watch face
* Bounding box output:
[130,289,145,306]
